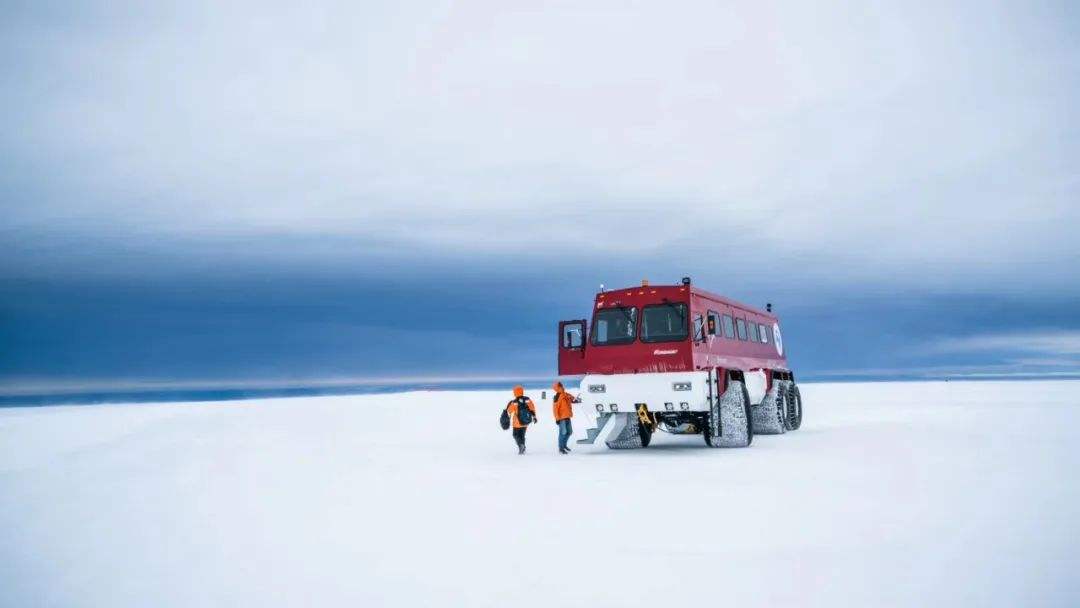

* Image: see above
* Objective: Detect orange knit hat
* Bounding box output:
[513,385,524,397]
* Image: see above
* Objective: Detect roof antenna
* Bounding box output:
[766,302,773,313]
[599,283,605,293]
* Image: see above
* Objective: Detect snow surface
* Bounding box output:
[1,380,1078,607]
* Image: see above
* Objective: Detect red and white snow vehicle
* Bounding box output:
[557,277,802,449]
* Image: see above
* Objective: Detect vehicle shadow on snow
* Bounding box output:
[574,430,821,455]
[579,439,721,455]
[578,446,761,459]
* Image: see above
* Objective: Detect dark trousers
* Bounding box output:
[512,427,527,447]
[558,419,573,450]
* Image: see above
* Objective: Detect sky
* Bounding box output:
[2,0,1079,391]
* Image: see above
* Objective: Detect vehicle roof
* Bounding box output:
[690,285,778,321]
[597,283,778,321]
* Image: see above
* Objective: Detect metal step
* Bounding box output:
[576,413,612,445]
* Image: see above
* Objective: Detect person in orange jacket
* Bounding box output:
[506,386,538,455]
[552,381,577,454]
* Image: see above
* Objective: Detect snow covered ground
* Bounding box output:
[1,380,1078,607]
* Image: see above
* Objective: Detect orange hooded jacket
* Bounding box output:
[506,386,537,429]
[552,382,574,421]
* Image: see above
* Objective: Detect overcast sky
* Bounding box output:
[2,1,1078,389]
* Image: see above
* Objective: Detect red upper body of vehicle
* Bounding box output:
[558,282,788,376]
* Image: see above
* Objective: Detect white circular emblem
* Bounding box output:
[773,323,784,356]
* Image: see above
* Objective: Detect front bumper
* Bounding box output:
[580,371,712,414]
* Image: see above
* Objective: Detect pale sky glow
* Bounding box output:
[1,1,1078,385]
[931,331,1080,356]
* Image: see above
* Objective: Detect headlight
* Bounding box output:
[595,404,604,413]
[679,402,689,410]
[588,384,606,393]
[664,402,674,411]
[673,382,692,391]
[609,404,618,412]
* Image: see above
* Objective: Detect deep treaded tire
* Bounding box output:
[606,415,645,449]
[784,383,803,431]
[639,420,653,447]
[704,380,752,448]
[751,380,788,435]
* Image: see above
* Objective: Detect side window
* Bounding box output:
[722,314,735,338]
[693,315,705,341]
[759,323,769,343]
[736,318,748,340]
[749,321,760,342]
[707,311,719,335]
[562,322,584,348]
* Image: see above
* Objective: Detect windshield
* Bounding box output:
[591,307,637,346]
[641,302,688,343]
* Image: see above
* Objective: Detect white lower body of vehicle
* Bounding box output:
[576,369,763,449]
[579,370,766,414]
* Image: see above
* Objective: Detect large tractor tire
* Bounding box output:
[639,420,653,447]
[784,383,803,431]
[751,379,788,435]
[704,380,752,448]
[606,415,648,449]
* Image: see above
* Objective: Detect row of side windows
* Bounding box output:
[704,310,771,344]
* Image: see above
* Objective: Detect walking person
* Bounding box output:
[506,386,537,455]
[552,381,576,454]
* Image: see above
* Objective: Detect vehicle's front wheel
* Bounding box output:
[784,384,803,431]
[704,380,752,448]
[606,415,646,449]
[639,420,653,447]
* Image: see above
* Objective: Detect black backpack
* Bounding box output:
[512,396,534,425]
[499,408,511,430]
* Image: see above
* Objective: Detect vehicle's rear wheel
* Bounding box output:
[784,384,803,431]
[704,379,752,448]
[751,379,788,435]
[741,384,754,446]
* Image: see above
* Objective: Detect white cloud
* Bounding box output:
[2,1,1078,291]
